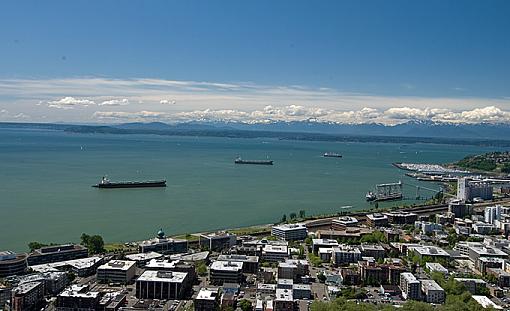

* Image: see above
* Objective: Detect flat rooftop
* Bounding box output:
[401,272,419,283]
[425,262,448,272]
[335,216,358,223]
[469,246,507,257]
[145,258,179,269]
[275,288,293,301]
[210,261,243,271]
[312,239,339,246]
[367,213,388,220]
[285,259,308,266]
[0,250,17,261]
[136,270,188,283]
[196,288,219,300]
[360,244,385,251]
[257,283,276,290]
[58,284,99,298]
[35,244,85,255]
[454,278,487,284]
[279,262,297,268]
[30,256,102,272]
[98,260,136,271]
[169,251,209,262]
[421,279,444,291]
[125,252,163,262]
[472,295,503,309]
[139,237,186,246]
[409,245,450,257]
[262,245,288,253]
[200,232,235,239]
[217,254,259,263]
[13,281,42,295]
[277,278,294,285]
[272,223,307,231]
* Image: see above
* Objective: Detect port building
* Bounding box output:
[96,260,136,284]
[217,254,259,273]
[138,229,188,254]
[366,214,389,227]
[56,284,100,311]
[271,223,308,241]
[0,251,27,277]
[11,281,45,311]
[262,245,289,262]
[199,233,237,252]
[457,178,493,202]
[136,270,191,300]
[27,244,88,266]
[209,261,244,285]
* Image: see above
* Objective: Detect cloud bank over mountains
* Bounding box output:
[1,77,510,125]
[93,105,510,125]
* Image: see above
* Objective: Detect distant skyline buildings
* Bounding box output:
[0,1,509,124]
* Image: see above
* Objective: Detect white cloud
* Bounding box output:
[98,98,129,106]
[0,109,30,120]
[91,105,510,125]
[0,77,509,124]
[160,99,176,105]
[47,96,95,109]
[460,106,510,123]
[93,110,169,121]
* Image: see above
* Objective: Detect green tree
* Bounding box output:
[308,252,323,267]
[289,212,297,220]
[299,210,306,218]
[28,241,48,252]
[317,272,326,283]
[281,214,287,223]
[80,233,105,254]
[66,272,76,283]
[238,299,252,311]
[196,261,207,276]
[298,245,305,259]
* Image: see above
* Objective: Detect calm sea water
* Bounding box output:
[0,128,500,252]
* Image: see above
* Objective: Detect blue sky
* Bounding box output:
[0,1,509,124]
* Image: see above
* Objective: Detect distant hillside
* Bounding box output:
[3,121,510,147]
[454,151,510,173]
[113,122,232,131]
[220,120,510,139]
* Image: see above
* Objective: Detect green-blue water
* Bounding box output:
[0,128,500,252]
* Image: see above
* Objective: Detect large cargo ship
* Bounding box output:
[234,157,273,165]
[92,177,166,188]
[366,181,403,202]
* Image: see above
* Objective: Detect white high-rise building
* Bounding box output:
[485,205,502,224]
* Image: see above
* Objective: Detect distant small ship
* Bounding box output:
[323,152,342,158]
[234,157,273,165]
[92,176,166,188]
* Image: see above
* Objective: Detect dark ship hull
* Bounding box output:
[367,193,403,202]
[93,180,166,188]
[323,153,342,158]
[234,159,273,165]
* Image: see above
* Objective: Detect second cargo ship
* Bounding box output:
[234,157,273,165]
[92,176,166,188]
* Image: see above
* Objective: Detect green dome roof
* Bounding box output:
[157,228,165,238]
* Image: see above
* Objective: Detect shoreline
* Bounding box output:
[100,197,510,254]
